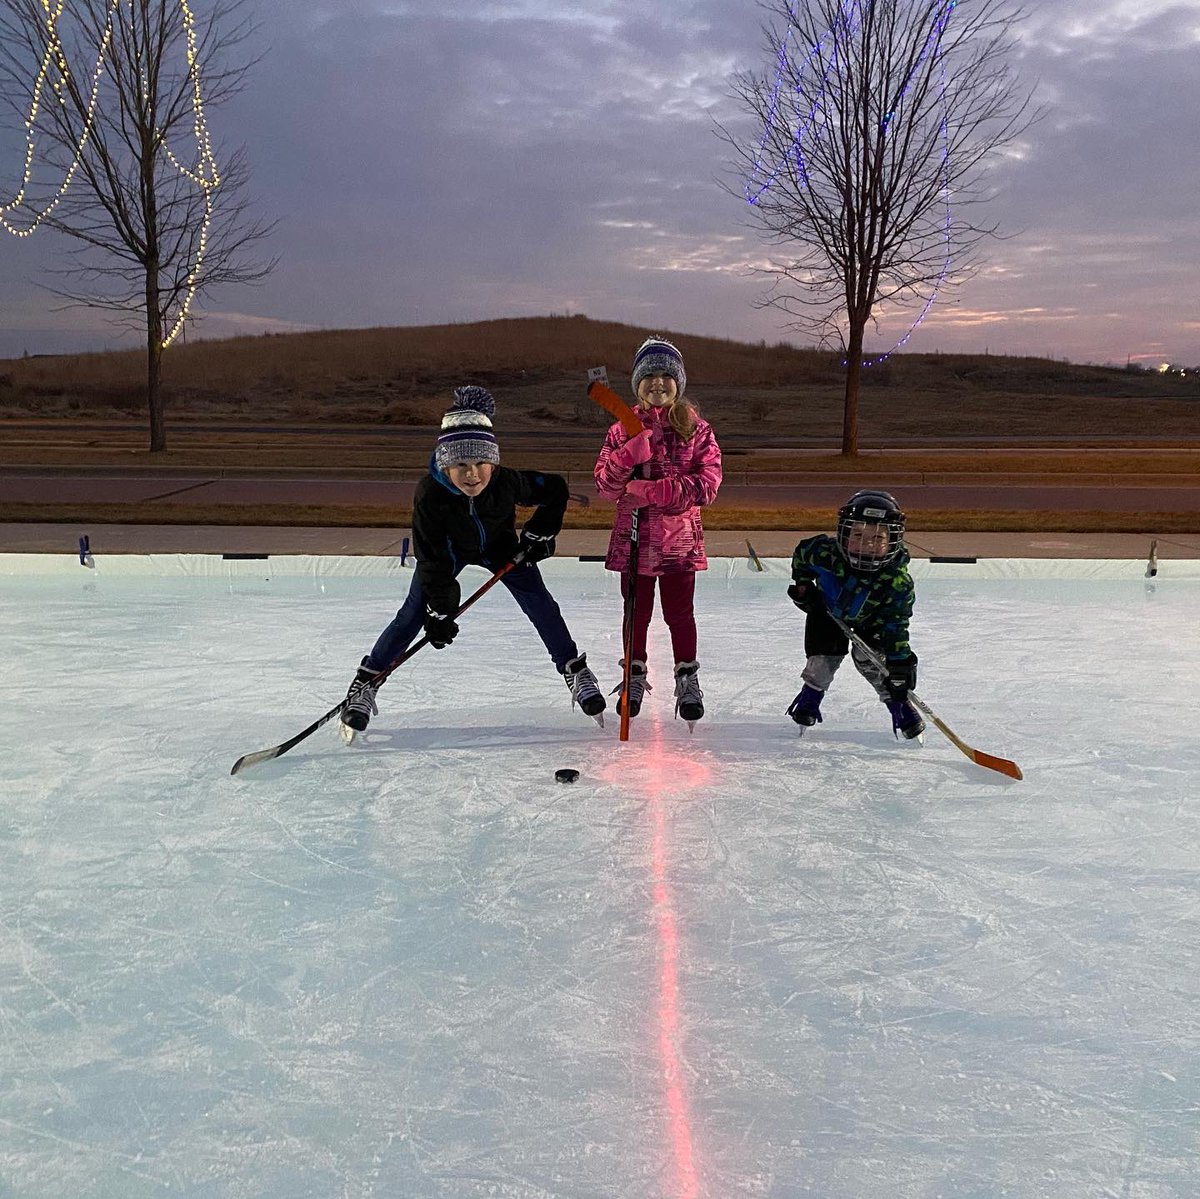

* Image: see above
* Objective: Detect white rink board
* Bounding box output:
[4,550,1200,580]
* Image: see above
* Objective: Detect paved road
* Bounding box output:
[6,419,1199,449]
[4,470,1200,512]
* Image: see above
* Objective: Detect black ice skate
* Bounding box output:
[886,697,926,743]
[673,660,704,730]
[340,664,380,743]
[563,653,606,726]
[611,660,650,719]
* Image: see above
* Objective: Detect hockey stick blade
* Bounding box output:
[231,700,350,774]
[908,695,1023,780]
[586,380,645,438]
[230,558,521,775]
[827,612,1023,780]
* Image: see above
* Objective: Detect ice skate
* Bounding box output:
[673,660,704,731]
[886,697,926,743]
[563,653,606,727]
[786,685,824,736]
[611,660,650,719]
[340,664,380,742]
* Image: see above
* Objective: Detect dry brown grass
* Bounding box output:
[4,421,1200,478]
[3,315,1198,442]
[2,316,827,392]
[3,501,1196,535]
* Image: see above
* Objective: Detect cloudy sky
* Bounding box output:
[1,0,1198,365]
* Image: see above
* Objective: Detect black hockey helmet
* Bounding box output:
[836,489,905,571]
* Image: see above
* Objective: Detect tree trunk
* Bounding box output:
[145,267,165,453]
[146,335,164,452]
[841,322,863,456]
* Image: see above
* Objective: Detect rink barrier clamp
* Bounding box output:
[222,553,269,561]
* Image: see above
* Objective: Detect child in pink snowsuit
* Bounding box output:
[593,337,722,724]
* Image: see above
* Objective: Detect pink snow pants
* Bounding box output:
[620,572,697,665]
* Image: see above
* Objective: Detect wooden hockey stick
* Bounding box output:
[231,558,521,775]
[829,612,1024,780]
[586,376,648,741]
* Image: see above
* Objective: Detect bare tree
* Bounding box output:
[723,0,1036,454]
[0,0,274,451]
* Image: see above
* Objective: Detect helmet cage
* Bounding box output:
[836,492,905,571]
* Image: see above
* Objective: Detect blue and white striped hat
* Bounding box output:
[435,386,500,471]
[631,336,686,397]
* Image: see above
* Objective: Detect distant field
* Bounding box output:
[2,315,1198,532]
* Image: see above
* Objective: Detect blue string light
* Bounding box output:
[745,0,862,204]
[744,0,959,366]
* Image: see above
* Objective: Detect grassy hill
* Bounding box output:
[2,314,1198,444]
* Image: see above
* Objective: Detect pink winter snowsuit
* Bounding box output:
[593,404,722,574]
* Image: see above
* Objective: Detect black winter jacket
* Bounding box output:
[412,463,568,616]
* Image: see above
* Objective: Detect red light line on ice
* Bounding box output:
[646,717,700,1199]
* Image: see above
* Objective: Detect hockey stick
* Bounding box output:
[230,557,523,775]
[587,376,646,741]
[618,488,643,742]
[828,612,1024,781]
[586,378,645,439]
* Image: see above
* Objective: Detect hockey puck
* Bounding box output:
[555,768,580,784]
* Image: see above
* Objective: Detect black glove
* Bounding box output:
[519,529,556,564]
[787,581,824,614]
[884,651,918,700]
[424,605,459,649]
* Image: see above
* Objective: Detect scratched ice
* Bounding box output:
[1,554,1198,1198]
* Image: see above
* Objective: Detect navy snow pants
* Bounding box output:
[362,562,579,674]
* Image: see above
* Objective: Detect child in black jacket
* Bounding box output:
[340,386,606,736]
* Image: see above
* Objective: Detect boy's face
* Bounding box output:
[637,372,678,407]
[447,461,493,497]
[845,521,890,562]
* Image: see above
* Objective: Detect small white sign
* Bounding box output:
[586,365,609,386]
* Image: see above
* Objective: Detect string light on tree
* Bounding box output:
[0,0,118,237]
[160,0,220,346]
[744,0,958,366]
[1,0,220,348]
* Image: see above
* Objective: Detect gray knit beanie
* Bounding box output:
[434,386,500,471]
[630,336,686,397]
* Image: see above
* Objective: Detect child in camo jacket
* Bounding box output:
[785,489,925,740]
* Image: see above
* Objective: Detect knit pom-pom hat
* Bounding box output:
[434,385,500,471]
[630,336,686,397]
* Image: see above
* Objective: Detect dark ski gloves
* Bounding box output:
[885,651,918,699]
[519,529,556,563]
[424,605,459,649]
[787,581,824,614]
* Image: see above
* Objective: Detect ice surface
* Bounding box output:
[1,555,1198,1198]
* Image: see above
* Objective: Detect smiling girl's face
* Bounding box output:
[637,372,678,407]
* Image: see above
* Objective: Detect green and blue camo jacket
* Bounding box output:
[790,533,915,662]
